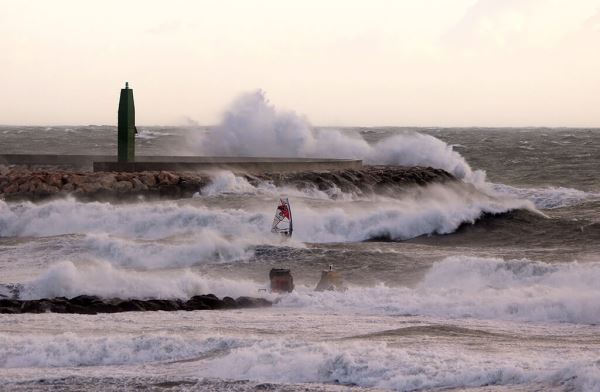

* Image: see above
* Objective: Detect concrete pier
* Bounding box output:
[0,154,362,173]
[93,157,363,173]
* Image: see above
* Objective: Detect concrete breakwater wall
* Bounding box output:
[0,154,362,173]
[0,166,456,201]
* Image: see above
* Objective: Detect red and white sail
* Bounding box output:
[271,197,293,237]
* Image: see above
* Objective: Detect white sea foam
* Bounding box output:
[200,171,264,196]
[0,198,269,240]
[199,338,600,391]
[198,170,350,200]
[278,256,600,324]
[187,91,485,183]
[135,129,172,140]
[0,183,534,244]
[293,183,535,243]
[16,255,600,325]
[0,332,246,368]
[492,183,600,209]
[18,260,261,300]
[83,231,253,269]
[1,331,598,390]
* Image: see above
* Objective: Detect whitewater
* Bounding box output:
[2,94,600,391]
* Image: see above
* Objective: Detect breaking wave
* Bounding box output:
[199,338,600,391]
[83,231,254,269]
[492,183,600,209]
[18,260,261,300]
[0,333,245,368]
[2,332,598,391]
[279,256,600,324]
[187,90,485,183]
[0,183,535,244]
[197,170,349,200]
[15,255,600,325]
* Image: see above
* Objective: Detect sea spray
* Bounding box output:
[16,255,600,324]
[278,256,600,324]
[2,331,599,390]
[0,333,248,368]
[18,260,263,300]
[188,90,485,182]
[83,231,254,269]
[0,183,534,243]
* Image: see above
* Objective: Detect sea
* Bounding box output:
[1,125,600,391]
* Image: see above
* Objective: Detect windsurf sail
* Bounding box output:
[271,197,293,237]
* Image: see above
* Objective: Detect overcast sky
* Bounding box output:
[1,0,599,126]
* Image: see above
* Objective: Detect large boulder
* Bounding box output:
[114,180,133,193]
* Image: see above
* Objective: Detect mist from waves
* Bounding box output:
[185,90,484,183]
[183,90,600,212]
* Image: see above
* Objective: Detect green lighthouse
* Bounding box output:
[118,82,136,162]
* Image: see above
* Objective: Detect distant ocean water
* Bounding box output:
[1,126,600,391]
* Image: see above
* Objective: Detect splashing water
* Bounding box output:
[188,91,485,183]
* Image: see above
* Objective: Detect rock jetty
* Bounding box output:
[0,294,271,315]
[0,166,455,201]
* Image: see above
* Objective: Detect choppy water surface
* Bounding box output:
[1,125,600,391]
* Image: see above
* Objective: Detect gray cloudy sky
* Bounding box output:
[1,0,599,126]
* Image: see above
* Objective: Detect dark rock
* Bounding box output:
[69,295,102,307]
[189,294,225,309]
[222,296,238,309]
[88,302,121,313]
[20,299,53,313]
[114,300,146,312]
[1,294,272,314]
[184,297,212,311]
[0,307,20,314]
[0,299,21,308]
[144,299,183,311]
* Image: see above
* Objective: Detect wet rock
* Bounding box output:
[0,307,20,314]
[130,178,147,192]
[115,300,146,312]
[2,182,18,194]
[184,296,213,311]
[0,294,271,315]
[20,299,53,313]
[158,171,179,185]
[222,296,238,309]
[69,295,102,307]
[114,180,133,193]
[187,294,224,310]
[47,172,63,188]
[79,182,102,193]
[140,174,157,187]
[0,299,21,308]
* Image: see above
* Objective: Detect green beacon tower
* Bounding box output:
[117,82,136,162]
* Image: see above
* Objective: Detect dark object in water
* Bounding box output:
[269,268,294,293]
[314,265,347,292]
